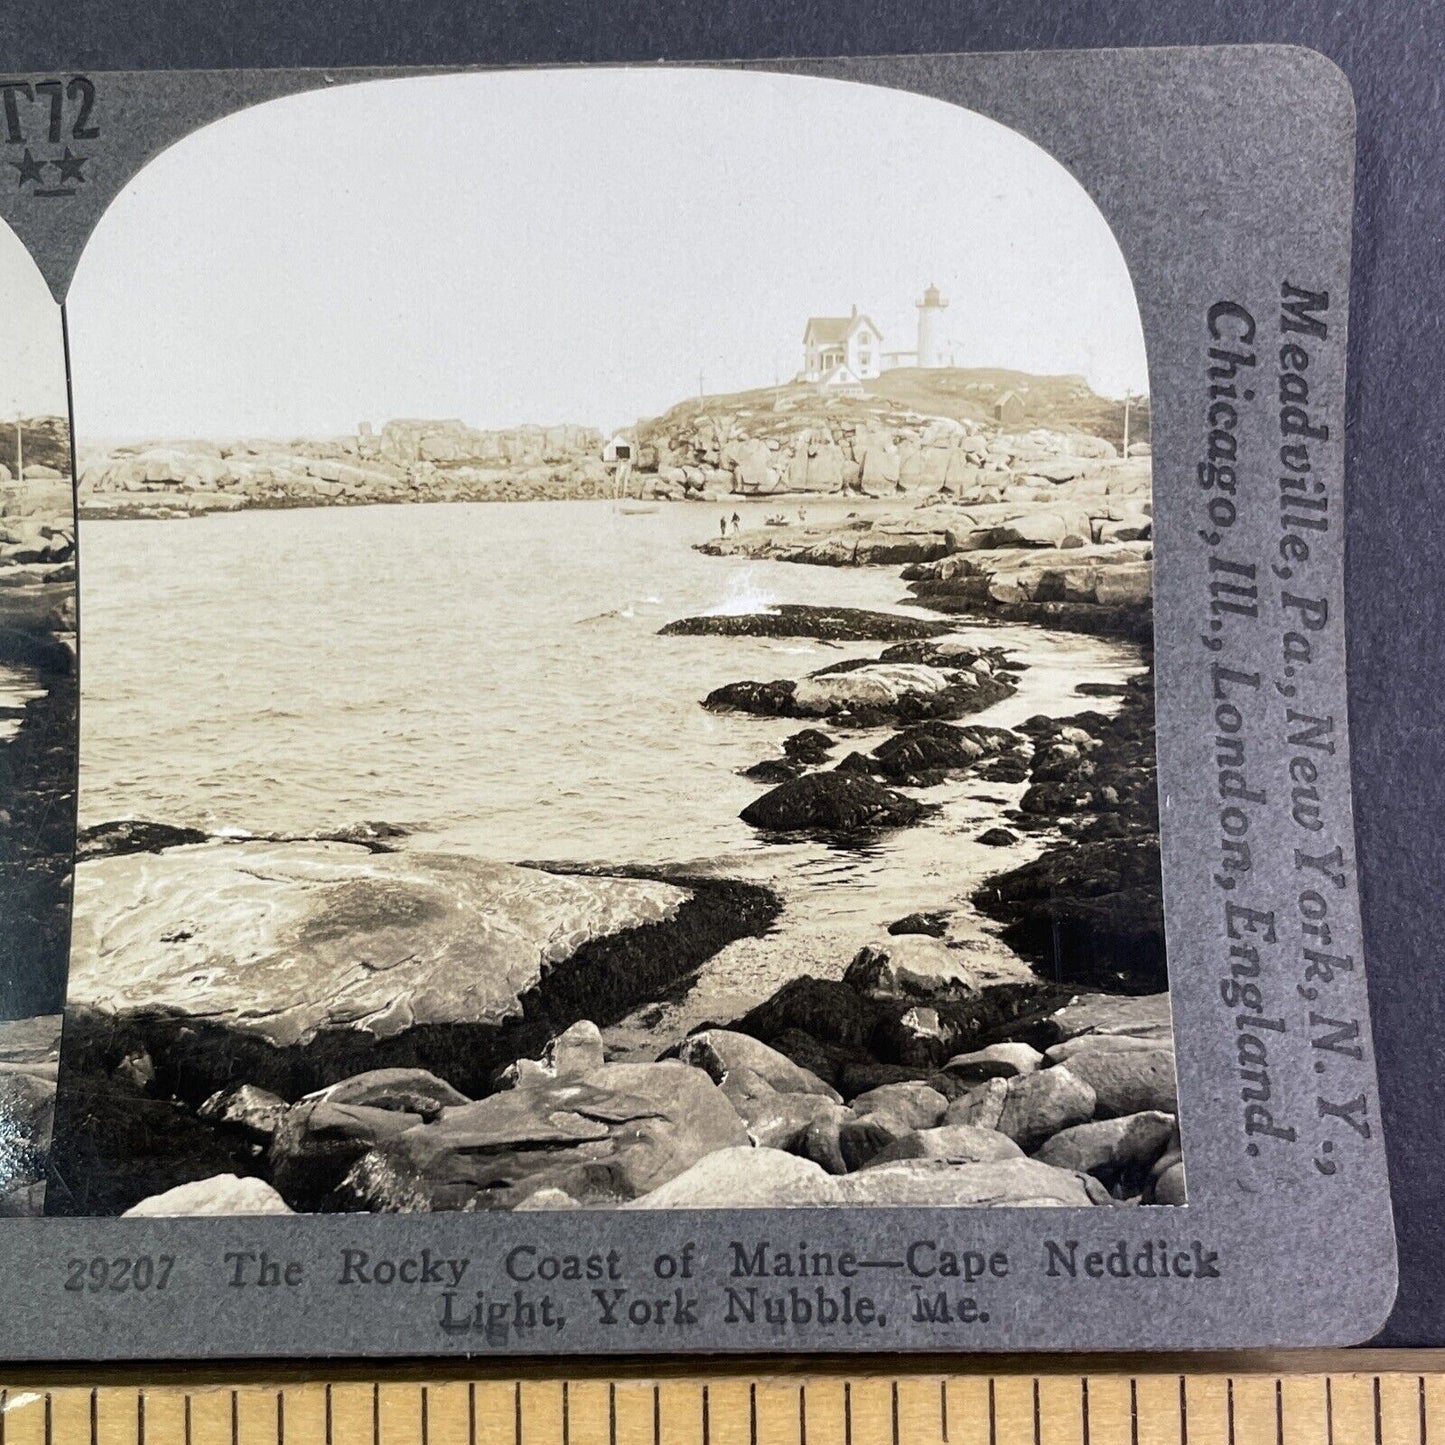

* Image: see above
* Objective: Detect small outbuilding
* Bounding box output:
[993,390,1026,426]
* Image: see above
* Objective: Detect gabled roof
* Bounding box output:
[804,313,881,345]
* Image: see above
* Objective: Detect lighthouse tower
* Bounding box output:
[915,282,949,369]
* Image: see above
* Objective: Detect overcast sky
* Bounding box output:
[0,224,66,421]
[64,67,1148,441]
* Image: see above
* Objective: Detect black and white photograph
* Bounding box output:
[0,219,73,1218]
[38,67,1179,1218]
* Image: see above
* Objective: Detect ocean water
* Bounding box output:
[77,499,1147,1039]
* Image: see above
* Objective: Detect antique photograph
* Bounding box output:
[0,220,74,1217]
[41,66,1178,1217]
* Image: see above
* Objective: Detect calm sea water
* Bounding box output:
[77,499,1146,1039]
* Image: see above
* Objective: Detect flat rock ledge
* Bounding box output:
[66,839,693,1048]
[660,605,951,643]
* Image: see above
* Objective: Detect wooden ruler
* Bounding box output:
[2,1354,1443,1444]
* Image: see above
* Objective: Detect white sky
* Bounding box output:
[63,67,1148,441]
[0,224,66,421]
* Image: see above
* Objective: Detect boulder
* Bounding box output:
[842,938,980,1000]
[198,1083,287,1141]
[740,773,927,835]
[308,1067,470,1119]
[887,912,949,938]
[1062,1047,1177,1118]
[270,1099,424,1208]
[343,1060,748,1211]
[994,1067,1096,1149]
[783,729,835,764]
[862,1123,1024,1168]
[791,664,953,716]
[676,1029,841,1101]
[869,721,1005,781]
[67,840,690,1046]
[942,1042,1044,1084]
[848,1081,948,1129]
[1151,1159,1187,1205]
[833,1157,1099,1207]
[735,1090,849,1152]
[873,1004,955,1070]
[945,1076,1009,1131]
[122,1174,292,1217]
[623,1146,839,1207]
[1034,1110,1175,1184]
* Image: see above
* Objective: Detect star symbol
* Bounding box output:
[9,149,45,187]
[54,147,87,184]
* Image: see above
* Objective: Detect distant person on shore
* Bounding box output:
[798,507,807,523]
[719,515,727,539]
[731,511,741,535]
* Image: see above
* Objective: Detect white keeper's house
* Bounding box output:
[799,305,883,387]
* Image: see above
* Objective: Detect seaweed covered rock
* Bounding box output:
[661,605,951,642]
[740,773,928,836]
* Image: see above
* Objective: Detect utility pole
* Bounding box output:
[14,419,21,479]
[1122,390,1133,457]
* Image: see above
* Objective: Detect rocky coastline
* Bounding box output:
[74,370,1148,521]
[50,407,1175,1217]
[22,378,1182,1219]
